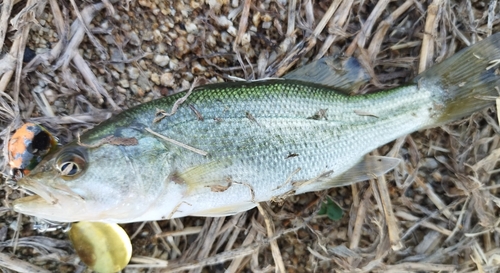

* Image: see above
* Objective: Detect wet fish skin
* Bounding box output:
[13,33,500,223]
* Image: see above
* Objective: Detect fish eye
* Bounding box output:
[56,147,87,177]
[59,161,80,176]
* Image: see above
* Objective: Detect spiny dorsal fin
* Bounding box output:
[284,56,371,94]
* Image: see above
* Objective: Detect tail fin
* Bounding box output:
[414,33,500,125]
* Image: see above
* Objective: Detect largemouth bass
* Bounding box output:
[13,33,500,223]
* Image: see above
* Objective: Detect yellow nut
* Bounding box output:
[69,222,132,273]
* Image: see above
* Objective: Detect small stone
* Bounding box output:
[128,32,141,46]
[214,15,232,28]
[138,0,151,7]
[157,43,168,54]
[185,22,198,34]
[422,158,439,169]
[206,34,216,47]
[131,85,145,97]
[139,60,148,70]
[111,70,120,80]
[138,75,151,91]
[169,58,179,70]
[110,48,124,72]
[221,31,231,44]
[153,55,170,67]
[116,86,127,94]
[153,29,163,43]
[181,79,190,90]
[191,62,206,74]
[121,24,132,32]
[190,0,201,9]
[227,26,237,37]
[173,37,189,57]
[43,89,57,103]
[142,31,154,41]
[9,220,18,231]
[119,79,130,88]
[127,66,140,80]
[241,32,251,45]
[252,12,260,27]
[160,72,175,87]
[151,73,160,85]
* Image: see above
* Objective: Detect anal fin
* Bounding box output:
[295,156,401,194]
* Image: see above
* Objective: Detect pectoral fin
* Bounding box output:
[295,156,401,193]
[284,56,371,94]
[171,161,230,191]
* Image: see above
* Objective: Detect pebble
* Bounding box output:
[150,73,160,85]
[191,62,207,73]
[173,37,189,57]
[128,32,141,46]
[127,66,140,80]
[157,43,168,54]
[169,58,179,70]
[422,157,439,169]
[130,84,145,97]
[142,31,154,41]
[185,22,198,34]
[110,48,124,72]
[44,89,57,103]
[153,55,170,67]
[119,79,130,88]
[160,72,175,87]
[138,75,151,91]
[227,26,237,37]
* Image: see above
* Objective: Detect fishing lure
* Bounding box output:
[8,123,58,178]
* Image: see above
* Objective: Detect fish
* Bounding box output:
[12,33,500,223]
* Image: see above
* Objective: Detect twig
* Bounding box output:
[153,78,199,123]
[154,227,203,238]
[0,252,51,273]
[395,210,453,236]
[69,0,107,57]
[144,128,208,156]
[376,174,403,251]
[314,0,353,60]
[415,177,457,222]
[72,53,119,110]
[349,186,372,250]
[366,0,414,63]
[257,203,286,273]
[345,0,391,56]
[267,0,342,77]
[0,0,13,54]
[418,0,442,73]
[77,134,138,148]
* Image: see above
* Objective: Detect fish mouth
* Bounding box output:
[13,177,85,222]
[14,178,60,205]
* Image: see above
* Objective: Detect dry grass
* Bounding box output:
[0,0,500,272]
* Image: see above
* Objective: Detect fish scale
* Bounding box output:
[12,33,500,223]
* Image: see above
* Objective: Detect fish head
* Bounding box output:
[13,142,155,223]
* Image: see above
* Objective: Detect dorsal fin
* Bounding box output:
[283,56,371,94]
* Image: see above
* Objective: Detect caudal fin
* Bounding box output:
[414,33,500,125]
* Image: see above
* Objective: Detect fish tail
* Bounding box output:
[414,33,500,125]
